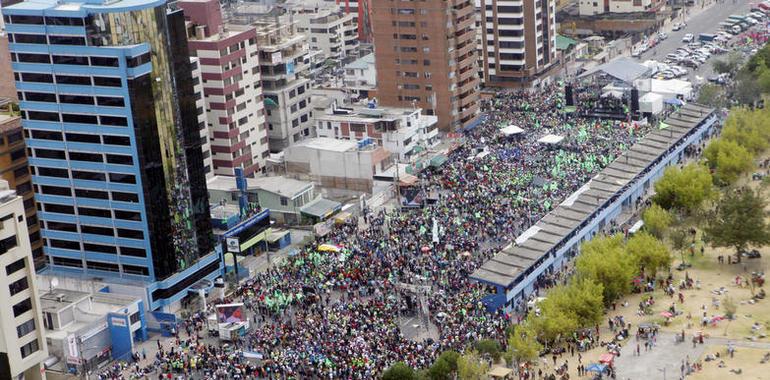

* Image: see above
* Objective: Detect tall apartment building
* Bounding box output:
[0,179,47,380]
[0,31,17,100]
[2,0,220,310]
[250,19,314,152]
[294,7,359,63]
[179,0,270,177]
[479,0,559,88]
[0,114,44,271]
[372,0,480,132]
[190,57,214,180]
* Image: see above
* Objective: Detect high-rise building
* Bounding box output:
[294,7,359,63]
[334,0,371,42]
[2,0,221,310]
[371,0,480,132]
[479,0,559,88]
[190,57,214,180]
[0,114,44,271]
[179,0,270,177]
[0,179,47,380]
[251,19,314,152]
[0,29,17,100]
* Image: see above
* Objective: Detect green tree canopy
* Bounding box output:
[653,163,714,212]
[697,83,728,109]
[705,187,770,255]
[642,203,672,239]
[383,362,418,380]
[474,339,502,362]
[575,234,638,304]
[703,139,754,186]
[427,351,460,380]
[720,108,770,155]
[626,231,672,276]
[505,324,542,365]
[457,350,490,380]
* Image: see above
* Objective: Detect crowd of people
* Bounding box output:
[100,82,652,380]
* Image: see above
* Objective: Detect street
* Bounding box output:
[639,0,756,82]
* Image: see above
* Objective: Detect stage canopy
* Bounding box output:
[578,57,651,84]
[500,125,525,136]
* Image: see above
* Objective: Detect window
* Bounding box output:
[43,203,75,215]
[10,148,26,161]
[129,312,141,324]
[35,149,65,159]
[45,16,84,26]
[52,256,82,268]
[14,166,29,179]
[10,15,44,24]
[103,135,130,146]
[21,73,53,83]
[78,207,111,218]
[90,56,119,67]
[46,221,78,232]
[66,133,101,143]
[93,76,122,87]
[123,265,149,276]
[280,197,288,206]
[6,258,25,275]
[12,298,33,317]
[16,319,35,338]
[59,94,94,105]
[83,243,117,254]
[120,247,146,257]
[72,170,106,181]
[112,192,138,202]
[106,154,134,165]
[41,185,72,197]
[109,173,136,184]
[114,210,141,221]
[9,276,29,296]
[81,225,114,237]
[69,151,103,163]
[37,167,69,178]
[0,235,18,255]
[63,114,98,125]
[18,53,50,64]
[96,96,125,107]
[49,35,86,45]
[27,111,59,122]
[75,189,109,200]
[86,261,119,272]
[50,239,80,250]
[52,55,88,65]
[56,75,91,85]
[20,339,39,359]
[100,116,128,127]
[30,129,63,140]
[126,52,151,67]
[117,228,144,239]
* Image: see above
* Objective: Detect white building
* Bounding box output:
[294,7,359,63]
[579,0,658,15]
[312,100,439,161]
[0,179,47,380]
[343,53,376,100]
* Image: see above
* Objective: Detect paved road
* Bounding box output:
[639,0,755,82]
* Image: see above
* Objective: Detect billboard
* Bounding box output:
[216,303,245,323]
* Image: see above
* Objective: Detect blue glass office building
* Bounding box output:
[1,0,220,309]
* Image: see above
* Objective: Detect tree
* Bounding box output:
[505,324,542,365]
[575,235,638,304]
[457,350,489,380]
[723,296,737,320]
[720,108,770,155]
[703,139,754,186]
[705,187,770,259]
[383,362,418,380]
[626,231,672,276]
[697,83,728,109]
[653,163,714,213]
[734,69,763,106]
[428,351,460,380]
[669,226,690,265]
[475,339,502,362]
[642,203,672,239]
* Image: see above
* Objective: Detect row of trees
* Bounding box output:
[699,44,770,107]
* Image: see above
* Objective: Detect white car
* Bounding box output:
[658,32,669,40]
[682,33,695,43]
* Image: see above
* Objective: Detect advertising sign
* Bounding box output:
[216,303,245,323]
[226,237,240,253]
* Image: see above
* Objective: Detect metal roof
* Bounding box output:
[471,103,715,288]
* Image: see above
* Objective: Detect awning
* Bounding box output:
[538,134,564,145]
[300,198,342,219]
[629,220,644,233]
[430,154,448,167]
[488,366,514,378]
[266,229,290,243]
[500,124,524,136]
[398,173,419,186]
[264,98,278,108]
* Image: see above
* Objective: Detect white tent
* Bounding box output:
[538,134,564,145]
[634,78,693,100]
[500,125,525,136]
[639,92,664,115]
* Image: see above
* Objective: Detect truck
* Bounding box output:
[699,33,717,42]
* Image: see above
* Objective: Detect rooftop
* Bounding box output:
[471,103,716,288]
[290,137,362,152]
[4,0,166,14]
[206,175,313,198]
[344,53,375,70]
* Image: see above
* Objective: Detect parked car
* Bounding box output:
[682,33,695,43]
[658,32,669,40]
[673,22,687,31]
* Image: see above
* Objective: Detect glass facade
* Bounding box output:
[4,0,214,286]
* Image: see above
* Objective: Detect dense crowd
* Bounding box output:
[100,83,651,380]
